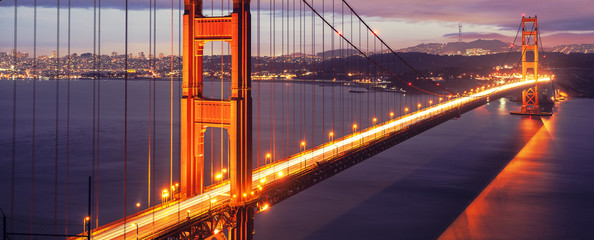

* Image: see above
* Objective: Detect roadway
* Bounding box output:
[84,78,549,240]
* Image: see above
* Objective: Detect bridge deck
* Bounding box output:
[83,79,546,240]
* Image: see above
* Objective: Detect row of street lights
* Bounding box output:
[260,100,458,182]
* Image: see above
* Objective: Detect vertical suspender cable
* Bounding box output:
[280,0,285,159]
[300,0,304,154]
[257,0,261,167]
[31,0,37,235]
[285,0,289,158]
[171,0,175,192]
[175,0,181,221]
[91,0,97,230]
[220,0,225,178]
[321,0,325,157]
[65,0,71,234]
[151,0,157,232]
[292,0,296,154]
[124,0,129,237]
[11,0,17,231]
[210,0,214,180]
[272,0,276,162]
[331,0,334,139]
[148,0,152,208]
[286,0,290,157]
[96,0,102,228]
[178,0,182,175]
[311,0,315,151]
[54,1,61,237]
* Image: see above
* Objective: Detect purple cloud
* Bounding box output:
[2,0,593,32]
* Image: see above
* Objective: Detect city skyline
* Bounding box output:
[1,0,593,56]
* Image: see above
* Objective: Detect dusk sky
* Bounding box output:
[1,0,593,56]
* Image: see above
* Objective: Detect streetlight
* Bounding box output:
[265,153,271,165]
[83,216,90,234]
[372,117,377,125]
[136,202,140,214]
[352,124,358,148]
[186,210,190,219]
[328,132,335,155]
[300,141,306,168]
[131,223,138,240]
[162,189,169,205]
[390,112,394,118]
[210,198,217,209]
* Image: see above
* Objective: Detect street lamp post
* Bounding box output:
[352,124,357,148]
[131,223,138,240]
[404,107,409,128]
[83,216,90,234]
[265,153,271,165]
[136,202,140,214]
[389,112,394,132]
[300,141,306,168]
[161,189,169,205]
[329,132,334,155]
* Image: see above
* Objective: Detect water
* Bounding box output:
[254,98,594,239]
[1,78,593,239]
[0,78,428,229]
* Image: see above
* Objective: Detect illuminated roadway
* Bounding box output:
[85,78,550,240]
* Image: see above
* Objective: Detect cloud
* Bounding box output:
[344,0,594,32]
[0,0,173,10]
[2,0,594,33]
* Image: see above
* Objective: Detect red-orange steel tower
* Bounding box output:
[519,16,540,113]
[181,0,252,204]
[181,1,254,238]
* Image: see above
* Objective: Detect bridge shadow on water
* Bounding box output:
[255,99,556,240]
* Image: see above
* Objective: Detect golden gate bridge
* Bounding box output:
[1,0,553,239]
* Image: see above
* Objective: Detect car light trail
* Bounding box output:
[90,78,548,240]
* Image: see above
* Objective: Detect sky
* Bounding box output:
[1,0,593,56]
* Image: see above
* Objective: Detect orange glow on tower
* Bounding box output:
[180,0,252,205]
[520,16,540,113]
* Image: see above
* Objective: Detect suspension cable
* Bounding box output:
[302,0,446,96]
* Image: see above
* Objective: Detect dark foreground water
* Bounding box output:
[254,98,594,240]
[1,78,594,239]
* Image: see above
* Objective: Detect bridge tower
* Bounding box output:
[521,16,539,113]
[512,16,550,116]
[181,0,254,239]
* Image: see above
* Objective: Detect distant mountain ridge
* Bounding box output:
[396,39,510,55]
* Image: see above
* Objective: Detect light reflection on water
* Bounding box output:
[255,98,594,240]
[439,117,553,239]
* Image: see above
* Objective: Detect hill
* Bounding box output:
[397,39,510,55]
